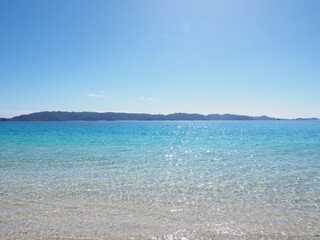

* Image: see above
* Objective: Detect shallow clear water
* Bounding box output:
[0,121,319,239]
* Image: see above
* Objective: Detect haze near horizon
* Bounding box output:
[1,0,319,118]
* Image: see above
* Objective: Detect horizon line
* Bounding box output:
[1,111,319,121]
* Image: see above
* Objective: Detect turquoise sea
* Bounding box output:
[0,121,319,239]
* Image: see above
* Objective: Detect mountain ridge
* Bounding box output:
[0,111,318,121]
[0,111,288,121]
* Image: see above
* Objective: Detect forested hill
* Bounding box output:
[5,111,281,121]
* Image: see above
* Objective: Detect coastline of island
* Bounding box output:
[0,111,318,122]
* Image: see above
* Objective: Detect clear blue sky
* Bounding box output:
[1,0,319,118]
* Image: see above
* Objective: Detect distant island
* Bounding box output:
[0,111,318,121]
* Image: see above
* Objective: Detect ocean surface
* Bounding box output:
[0,121,319,239]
